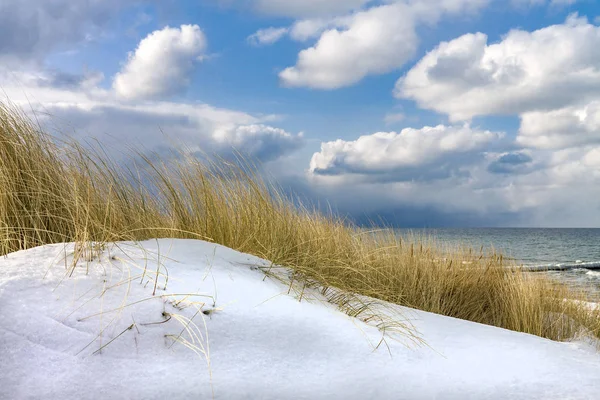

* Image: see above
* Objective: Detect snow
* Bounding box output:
[1,239,600,400]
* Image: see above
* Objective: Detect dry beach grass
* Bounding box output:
[2,101,600,342]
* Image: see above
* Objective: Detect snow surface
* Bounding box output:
[1,239,600,400]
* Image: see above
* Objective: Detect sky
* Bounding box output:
[1,0,600,227]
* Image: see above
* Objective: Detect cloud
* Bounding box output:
[309,124,502,182]
[0,0,141,64]
[517,101,600,149]
[279,0,489,89]
[113,25,207,100]
[280,3,417,89]
[45,105,303,163]
[278,172,533,227]
[289,19,336,41]
[1,70,302,164]
[302,138,600,227]
[396,14,600,121]
[252,0,370,18]
[25,70,105,90]
[212,124,304,162]
[583,147,600,168]
[300,116,600,226]
[303,168,539,226]
[249,16,349,45]
[247,27,289,46]
[487,152,533,174]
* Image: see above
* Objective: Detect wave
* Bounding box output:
[586,270,600,278]
[521,260,600,271]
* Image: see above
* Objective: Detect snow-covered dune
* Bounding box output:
[1,239,599,400]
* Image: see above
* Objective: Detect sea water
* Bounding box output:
[396,228,600,300]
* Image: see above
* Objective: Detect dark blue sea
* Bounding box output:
[397,228,600,300]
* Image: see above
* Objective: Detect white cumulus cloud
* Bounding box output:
[396,14,600,121]
[280,3,417,89]
[309,124,501,181]
[113,25,207,100]
[280,0,489,89]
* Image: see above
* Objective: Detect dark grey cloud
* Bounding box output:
[32,70,104,90]
[277,174,533,228]
[350,205,530,228]
[487,152,533,174]
[228,134,303,163]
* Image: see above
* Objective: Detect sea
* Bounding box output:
[397,228,600,301]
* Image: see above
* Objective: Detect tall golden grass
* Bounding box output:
[2,102,599,341]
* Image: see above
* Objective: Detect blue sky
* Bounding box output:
[2,0,600,227]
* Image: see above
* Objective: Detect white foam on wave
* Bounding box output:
[522,261,600,271]
[572,268,590,273]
